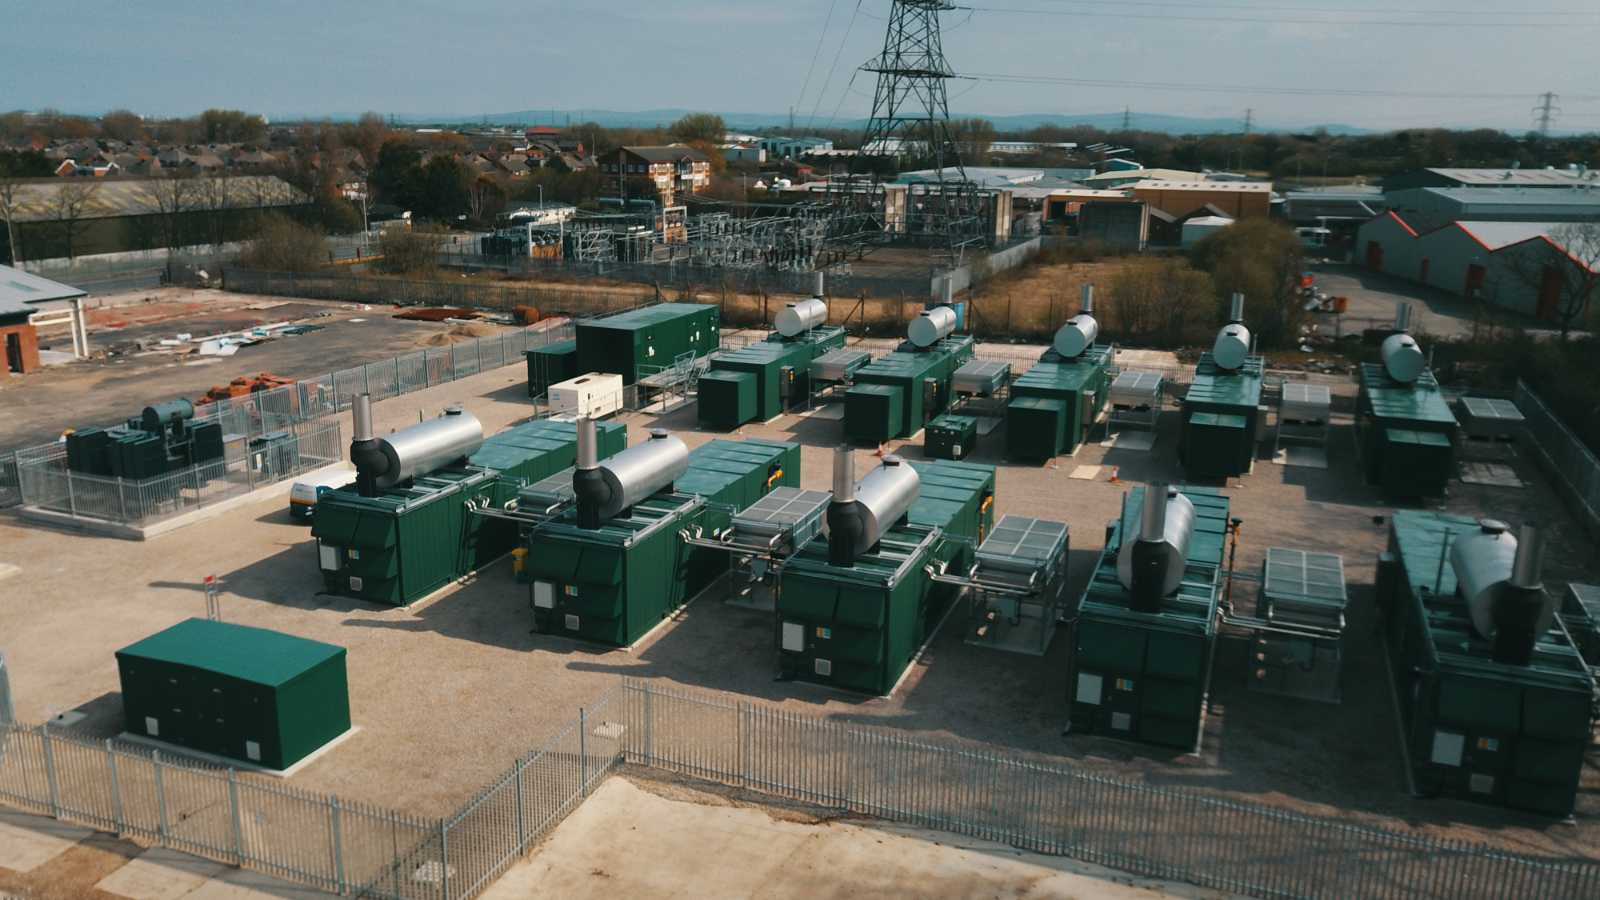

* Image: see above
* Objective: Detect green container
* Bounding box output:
[576,302,720,385]
[844,335,974,443]
[525,494,707,646]
[525,340,578,398]
[925,414,977,460]
[1380,511,1593,817]
[1357,363,1457,498]
[677,438,801,597]
[844,384,903,444]
[1067,486,1229,750]
[700,341,814,427]
[1179,353,1263,480]
[1006,396,1067,461]
[116,619,349,771]
[697,371,758,431]
[1007,347,1112,459]
[777,523,941,695]
[908,460,996,637]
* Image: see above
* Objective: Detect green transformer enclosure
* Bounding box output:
[1005,347,1113,461]
[575,302,720,385]
[524,438,800,647]
[1179,353,1264,480]
[313,420,626,606]
[844,335,975,443]
[908,460,996,637]
[116,619,350,771]
[777,523,944,695]
[698,326,844,430]
[1067,486,1230,750]
[1357,363,1458,498]
[525,339,579,398]
[1376,512,1594,817]
[925,414,978,460]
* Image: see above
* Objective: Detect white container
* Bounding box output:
[548,372,624,420]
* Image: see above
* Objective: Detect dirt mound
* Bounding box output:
[417,323,499,346]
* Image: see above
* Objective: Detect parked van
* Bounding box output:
[288,464,355,521]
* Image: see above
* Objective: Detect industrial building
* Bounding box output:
[1355,306,1457,498]
[116,619,350,771]
[1007,287,1112,461]
[844,306,974,444]
[1130,180,1272,221]
[1384,187,1600,233]
[1356,213,1598,321]
[0,263,90,363]
[1378,513,1593,816]
[1381,166,1594,193]
[1067,485,1232,750]
[1179,296,1263,481]
[574,302,720,385]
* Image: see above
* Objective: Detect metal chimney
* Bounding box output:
[814,270,826,299]
[1394,302,1412,333]
[942,276,954,306]
[1139,482,1168,543]
[1228,292,1245,323]
[832,445,855,502]
[1510,524,1544,590]
[1081,283,1095,315]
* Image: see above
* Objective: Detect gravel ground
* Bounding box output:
[0,354,1595,860]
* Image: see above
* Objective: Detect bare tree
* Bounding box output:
[135,172,196,277]
[1507,219,1600,340]
[195,172,234,252]
[47,180,100,261]
[0,176,26,265]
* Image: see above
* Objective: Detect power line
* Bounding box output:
[794,0,842,121]
[966,4,1599,27]
[965,72,1600,102]
[989,0,1593,15]
[807,0,866,131]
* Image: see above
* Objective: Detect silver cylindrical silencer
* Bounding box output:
[576,416,599,470]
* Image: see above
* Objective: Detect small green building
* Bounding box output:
[117,619,350,771]
[576,302,720,385]
[1179,353,1264,480]
[697,327,845,430]
[844,335,974,443]
[1356,363,1458,498]
[525,340,579,398]
[1378,512,1593,817]
[1005,347,1113,461]
[1067,486,1230,750]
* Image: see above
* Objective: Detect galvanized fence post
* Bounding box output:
[738,702,751,789]
[0,652,12,726]
[66,471,77,517]
[643,684,654,765]
[439,819,450,900]
[579,707,589,796]
[514,755,527,849]
[116,478,128,522]
[153,750,168,841]
[228,768,244,865]
[40,723,60,817]
[106,739,123,831]
[330,795,347,893]
[192,465,204,509]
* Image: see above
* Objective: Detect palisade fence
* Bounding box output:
[0,323,574,522]
[1515,380,1600,540]
[1,680,1597,899]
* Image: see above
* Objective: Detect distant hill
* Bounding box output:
[392,108,1370,137]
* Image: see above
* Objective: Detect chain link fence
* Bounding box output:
[2,323,573,524]
[1515,380,1600,541]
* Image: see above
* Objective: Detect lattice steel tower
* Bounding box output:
[834,0,987,266]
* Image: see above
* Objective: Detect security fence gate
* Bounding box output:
[1,680,1595,899]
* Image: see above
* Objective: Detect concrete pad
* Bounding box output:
[481,777,1218,899]
[184,867,337,899]
[94,847,227,900]
[1069,465,1103,480]
[0,562,18,583]
[1101,431,1157,452]
[1272,445,1329,469]
[798,405,844,420]
[0,810,91,873]
[1459,461,1523,488]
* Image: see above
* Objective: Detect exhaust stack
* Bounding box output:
[1492,525,1549,666]
[350,394,385,497]
[1081,283,1095,315]
[573,417,605,529]
[827,447,863,566]
[1228,292,1245,323]
[814,270,826,299]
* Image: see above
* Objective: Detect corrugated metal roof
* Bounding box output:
[1133,180,1272,193]
[1359,364,1457,425]
[1185,353,1264,410]
[1427,167,1587,187]
[1423,186,1600,208]
[0,264,87,309]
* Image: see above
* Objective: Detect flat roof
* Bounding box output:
[1132,180,1273,193]
[1425,167,1587,187]
[5,175,306,223]
[0,264,88,309]
[117,618,343,687]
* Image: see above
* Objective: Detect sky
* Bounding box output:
[2,0,1597,133]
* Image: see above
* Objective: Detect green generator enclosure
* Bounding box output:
[696,371,759,431]
[1179,353,1263,480]
[1006,347,1112,460]
[525,340,579,398]
[1357,364,1458,498]
[524,438,800,647]
[1067,486,1230,750]
[314,421,626,606]
[777,523,943,695]
[699,342,812,428]
[843,335,974,443]
[925,414,978,460]
[575,302,720,385]
[908,460,996,637]
[1377,511,1594,817]
[116,619,350,771]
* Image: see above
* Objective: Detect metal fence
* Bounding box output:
[14,419,342,527]
[1515,380,1600,540]
[0,723,437,896]
[2,323,573,522]
[224,268,659,317]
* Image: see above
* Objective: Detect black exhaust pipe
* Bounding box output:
[1128,484,1171,614]
[1491,524,1547,666]
[573,416,608,530]
[826,447,864,567]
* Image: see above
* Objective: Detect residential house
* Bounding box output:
[598,146,712,202]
